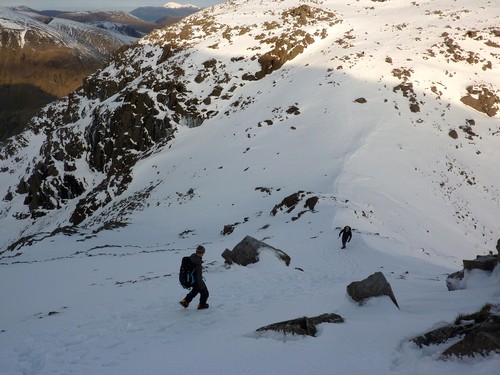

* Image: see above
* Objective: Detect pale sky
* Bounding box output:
[2,1,222,12]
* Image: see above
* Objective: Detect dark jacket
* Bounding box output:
[339,227,352,243]
[189,253,206,290]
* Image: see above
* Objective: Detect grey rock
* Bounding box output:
[221,235,291,266]
[346,271,400,309]
[256,313,344,337]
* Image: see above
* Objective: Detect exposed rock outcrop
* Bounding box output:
[411,303,500,358]
[256,313,344,337]
[242,5,339,80]
[270,190,319,221]
[460,85,499,117]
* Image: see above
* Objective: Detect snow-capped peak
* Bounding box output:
[163,2,200,10]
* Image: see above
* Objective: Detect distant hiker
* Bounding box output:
[179,245,210,310]
[339,226,352,249]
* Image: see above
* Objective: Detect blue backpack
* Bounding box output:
[179,256,196,289]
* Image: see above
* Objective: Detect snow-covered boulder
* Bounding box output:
[256,313,344,337]
[446,240,500,291]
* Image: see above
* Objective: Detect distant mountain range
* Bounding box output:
[0,3,202,143]
[36,9,156,36]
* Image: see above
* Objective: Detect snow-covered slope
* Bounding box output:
[0,7,78,50]
[0,7,133,52]
[1,0,498,263]
[0,0,499,374]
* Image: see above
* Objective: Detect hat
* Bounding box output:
[196,245,205,255]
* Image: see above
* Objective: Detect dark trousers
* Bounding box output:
[185,285,209,305]
[341,234,350,248]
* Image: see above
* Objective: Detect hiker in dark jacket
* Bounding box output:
[339,226,352,249]
[179,245,210,310]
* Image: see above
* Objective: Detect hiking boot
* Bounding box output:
[179,299,189,308]
[197,303,209,310]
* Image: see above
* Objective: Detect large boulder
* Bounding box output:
[346,272,400,309]
[221,235,291,266]
[256,313,344,337]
